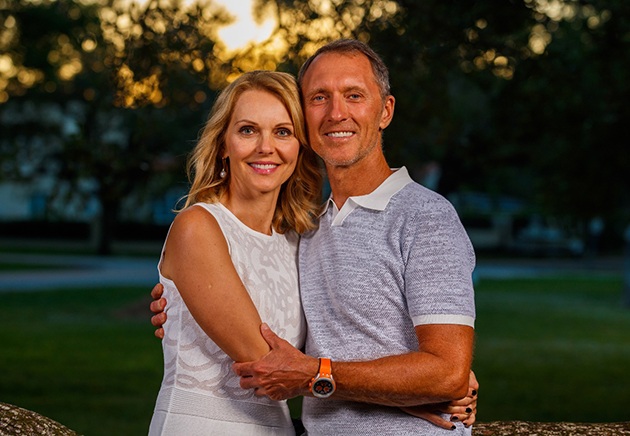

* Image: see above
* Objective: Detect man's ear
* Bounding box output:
[379,95,395,130]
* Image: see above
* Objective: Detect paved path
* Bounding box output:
[474,255,624,279]
[0,253,158,292]
[0,252,625,293]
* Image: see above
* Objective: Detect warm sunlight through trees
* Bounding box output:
[0,0,628,254]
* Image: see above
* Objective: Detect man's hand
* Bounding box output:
[401,370,478,429]
[150,283,167,339]
[232,323,319,401]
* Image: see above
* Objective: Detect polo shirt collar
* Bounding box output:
[321,166,413,215]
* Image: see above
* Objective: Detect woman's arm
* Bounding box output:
[160,206,270,362]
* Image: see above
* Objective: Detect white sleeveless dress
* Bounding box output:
[149,202,306,435]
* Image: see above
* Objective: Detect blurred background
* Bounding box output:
[1,0,629,434]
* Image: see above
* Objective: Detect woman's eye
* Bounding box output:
[239,126,255,134]
[277,128,293,137]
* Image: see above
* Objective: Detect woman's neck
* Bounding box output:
[220,192,278,235]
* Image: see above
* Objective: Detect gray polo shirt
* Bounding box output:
[299,167,475,435]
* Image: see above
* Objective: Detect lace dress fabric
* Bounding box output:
[149,202,305,436]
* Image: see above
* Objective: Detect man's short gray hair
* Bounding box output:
[297,39,391,101]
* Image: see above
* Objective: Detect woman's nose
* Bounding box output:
[256,133,274,154]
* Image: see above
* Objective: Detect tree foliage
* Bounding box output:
[496,0,630,227]
[0,0,230,253]
[365,0,629,240]
[0,0,628,252]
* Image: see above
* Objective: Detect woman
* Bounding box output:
[148,71,322,435]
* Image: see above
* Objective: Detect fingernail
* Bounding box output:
[466,407,472,413]
[472,389,477,396]
[451,416,459,421]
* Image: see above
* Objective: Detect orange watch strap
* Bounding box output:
[319,357,332,376]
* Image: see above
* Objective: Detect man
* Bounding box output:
[152,39,477,434]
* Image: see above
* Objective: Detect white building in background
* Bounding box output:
[0,98,155,225]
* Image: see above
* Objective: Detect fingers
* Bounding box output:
[237,373,255,389]
[237,377,290,401]
[260,323,281,348]
[459,404,476,427]
[232,362,252,378]
[469,369,479,391]
[436,386,477,428]
[151,312,167,328]
[149,284,166,339]
[446,393,476,408]
[400,407,455,430]
[149,297,166,314]
[462,411,476,427]
[447,399,477,427]
[440,386,477,411]
[445,405,473,417]
[150,283,164,300]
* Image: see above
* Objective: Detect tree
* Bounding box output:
[0,0,230,254]
[497,0,630,233]
[367,0,630,244]
[2,0,628,252]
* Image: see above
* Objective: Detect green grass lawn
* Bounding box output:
[0,287,163,435]
[1,275,629,434]
[473,275,630,423]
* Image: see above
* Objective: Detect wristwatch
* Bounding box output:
[310,357,336,399]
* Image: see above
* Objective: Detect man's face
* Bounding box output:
[300,52,394,169]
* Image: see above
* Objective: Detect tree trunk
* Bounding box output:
[95,198,119,256]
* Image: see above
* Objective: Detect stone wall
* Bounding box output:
[475,420,630,435]
[0,402,78,435]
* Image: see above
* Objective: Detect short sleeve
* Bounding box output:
[403,197,476,327]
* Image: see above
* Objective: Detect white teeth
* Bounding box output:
[327,131,353,138]
[251,163,277,169]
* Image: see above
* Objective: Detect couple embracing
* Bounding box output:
[148,39,478,436]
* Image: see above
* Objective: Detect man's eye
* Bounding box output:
[313,95,325,101]
[349,94,361,100]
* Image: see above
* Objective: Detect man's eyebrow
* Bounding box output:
[344,85,367,94]
[305,85,367,98]
[304,87,328,98]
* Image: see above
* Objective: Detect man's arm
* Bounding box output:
[233,323,474,407]
[401,369,478,429]
[152,301,478,428]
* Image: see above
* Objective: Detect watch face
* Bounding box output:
[313,379,334,397]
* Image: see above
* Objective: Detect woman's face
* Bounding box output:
[223,89,300,200]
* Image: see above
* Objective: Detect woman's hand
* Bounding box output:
[149,283,167,339]
[400,370,478,429]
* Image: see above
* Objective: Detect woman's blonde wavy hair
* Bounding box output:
[182,70,322,234]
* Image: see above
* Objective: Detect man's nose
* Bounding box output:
[328,95,349,121]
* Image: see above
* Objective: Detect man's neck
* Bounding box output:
[326,152,393,209]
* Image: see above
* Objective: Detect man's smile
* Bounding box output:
[326,131,354,138]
